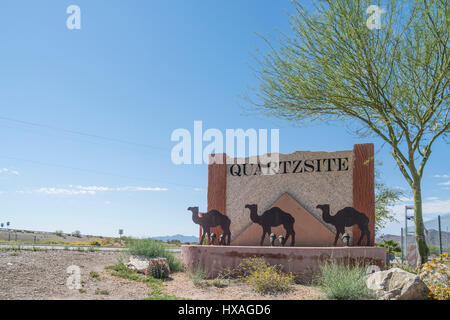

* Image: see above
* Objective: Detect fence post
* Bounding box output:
[438,215,442,255]
[401,228,404,263]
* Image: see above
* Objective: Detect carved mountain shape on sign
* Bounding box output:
[232,192,343,246]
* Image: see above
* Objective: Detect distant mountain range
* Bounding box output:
[424,213,450,231]
[151,234,199,243]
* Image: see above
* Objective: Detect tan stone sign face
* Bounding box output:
[207,144,375,247]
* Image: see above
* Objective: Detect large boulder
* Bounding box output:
[126,256,170,278]
[366,268,430,300]
[126,256,150,273]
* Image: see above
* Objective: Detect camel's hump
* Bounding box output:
[206,209,228,217]
[337,207,366,215]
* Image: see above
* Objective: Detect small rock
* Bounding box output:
[366,268,430,300]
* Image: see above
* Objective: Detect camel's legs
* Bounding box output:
[357,227,369,246]
[260,232,266,246]
[366,230,371,246]
[281,230,291,247]
[282,233,288,246]
[260,229,269,246]
[200,227,210,245]
[199,230,206,245]
[357,233,364,246]
[356,229,370,246]
[206,232,212,245]
[333,231,340,246]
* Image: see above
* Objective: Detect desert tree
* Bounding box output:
[252,0,448,264]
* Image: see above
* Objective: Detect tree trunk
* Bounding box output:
[412,179,429,266]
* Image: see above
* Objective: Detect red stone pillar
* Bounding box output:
[352,144,375,246]
[203,153,227,244]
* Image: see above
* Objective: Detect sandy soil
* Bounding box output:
[0,250,149,300]
[0,250,322,300]
[164,272,323,300]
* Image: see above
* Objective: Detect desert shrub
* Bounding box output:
[428,245,441,257]
[219,256,269,280]
[89,238,102,246]
[236,257,294,295]
[72,230,81,238]
[211,276,228,288]
[128,239,183,272]
[316,259,375,300]
[106,263,141,281]
[101,237,113,246]
[420,253,449,300]
[187,265,208,287]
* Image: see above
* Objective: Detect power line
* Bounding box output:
[0,115,169,152]
[0,154,203,190]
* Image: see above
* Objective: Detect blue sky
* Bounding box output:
[0,0,448,238]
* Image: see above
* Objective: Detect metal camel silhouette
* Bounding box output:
[316,204,371,246]
[245,204,296,246]
[187,207,231,245]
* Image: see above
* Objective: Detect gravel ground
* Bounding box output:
[0,250,149,300]
[164,273,323,300]
[0,250,322,300]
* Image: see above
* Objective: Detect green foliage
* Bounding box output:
[89,271,101,280]
[95,289,109,295]
[166,239,181,246]
[55,230,64,237]
[187,265,208,287]
[420,253,450,300]
[105,264,141,281]
[236,257,294,295]
[376,239,401,254]
[428,244,442,256]
[0,245,47,252]
[128,239,183,272]
[375,164,403,233]
[106,264,186,300]
[71,230,81,238]
[89,239,102,246]
[316,260,375,300]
